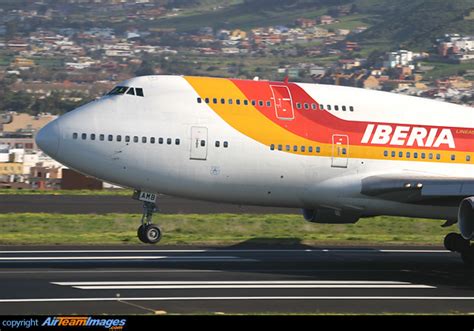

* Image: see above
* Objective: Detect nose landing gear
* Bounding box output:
[444,232,474,267]
[133,190,162,244]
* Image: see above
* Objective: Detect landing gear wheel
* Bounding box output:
[444,233,470,252]
[460,245,474,268]
[144,225,162,244]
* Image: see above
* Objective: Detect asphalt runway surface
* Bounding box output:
[0,245,473,315]
[0,194,299,214]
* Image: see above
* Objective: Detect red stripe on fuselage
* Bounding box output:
[229,79,472,152]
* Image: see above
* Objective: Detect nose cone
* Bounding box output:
[36,120,60,158]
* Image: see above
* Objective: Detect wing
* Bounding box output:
[361,173,474,205]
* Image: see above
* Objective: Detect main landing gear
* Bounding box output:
[444,232,474,267]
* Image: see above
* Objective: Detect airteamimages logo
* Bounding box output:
[41,317,127,330]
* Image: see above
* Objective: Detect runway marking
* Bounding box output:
[0,296,472,303]
[52,280,435,290]
[0,249,451,254]
[0,256,256,262]
[53,280,414,285]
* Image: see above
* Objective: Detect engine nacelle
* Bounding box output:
[458,197,474,240]
[302,208,360,224]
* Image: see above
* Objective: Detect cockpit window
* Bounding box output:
[107,86,144,97]
[107,86,128,95]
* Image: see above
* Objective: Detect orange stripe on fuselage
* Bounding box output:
[184,76,473,164]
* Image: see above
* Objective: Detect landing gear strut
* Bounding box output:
[443,232,474,267]
[136,199,162,244]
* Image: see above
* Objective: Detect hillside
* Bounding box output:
[155,0,474,51]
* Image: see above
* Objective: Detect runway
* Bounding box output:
[0,194,299,214]
[0,245,473,314]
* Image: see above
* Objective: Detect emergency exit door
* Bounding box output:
[190,126,208,160]
[331,134,349,168]
[270,85,295,120]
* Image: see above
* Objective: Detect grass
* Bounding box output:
[0,189,133,196]
[420,61,474,80]
[0,213,454,246]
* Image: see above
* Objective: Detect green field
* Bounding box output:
[0,189,133,196]
[0,213,453,246]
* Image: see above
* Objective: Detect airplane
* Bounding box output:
[35,75,474,266]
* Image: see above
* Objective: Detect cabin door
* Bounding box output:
[270,85,295,120]
[190,126,208,160]
[331,134,349,168]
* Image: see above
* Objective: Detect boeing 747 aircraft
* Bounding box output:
[36,75,474,265]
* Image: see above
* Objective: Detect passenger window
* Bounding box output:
[108,135,113,142]
[159,138,163,144]
[304,103,309,110]
[81,133,86,140]
[117,135,122,142]
[421,153,426,159]
[342,106,346,111]
[270,144,275,151]
[308,146,313,153]
[436,154,441,160]
[301,146,305,152]
[278,144,282,151]
[205,98,210,104]
[406,152,411,158]
[252,100,256,106]
[350,106,354,112]
[236,99,241,105]
[384,151,388,157]
[91,134,96,141]
[228,99,233,105]
[429,153,433,160]
[391,151,396,157]
[342,148,347,155]
[167,138,172,145]
[293,145,298,152]
[414,152,418,159]
[259,100,264,106]
[244,100,249,106]
[200,140,205,147]
[467,155,471,162]
[451,155,456,161]
[142,137,147,143]
[133,136,138,143]
[215,141,220,147]
[316,147,321,153]
[320,104,324,110]
[150,137,155,144]
[213,98,217,104]
[135,88,144,97]
[73,133,78,139]
[223,142,228,148]
[175,139,180,145]
[125,136,130,143]
[296,103,301,109]
[221,98,225,104]
[335,105,339,111]
[399,151,403,158]
[197,97,202,103]
[311,104,317,110]
[100,134,105,141]
[266,101,271,107]
[286,145,290,151]
[327,105,332,111]
[127,88,135,96]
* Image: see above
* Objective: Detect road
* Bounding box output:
[0,194,299,214]
[0,245,473,315]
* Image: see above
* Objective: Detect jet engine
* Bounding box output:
[302,208,360,224]
[459,197,474,240]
